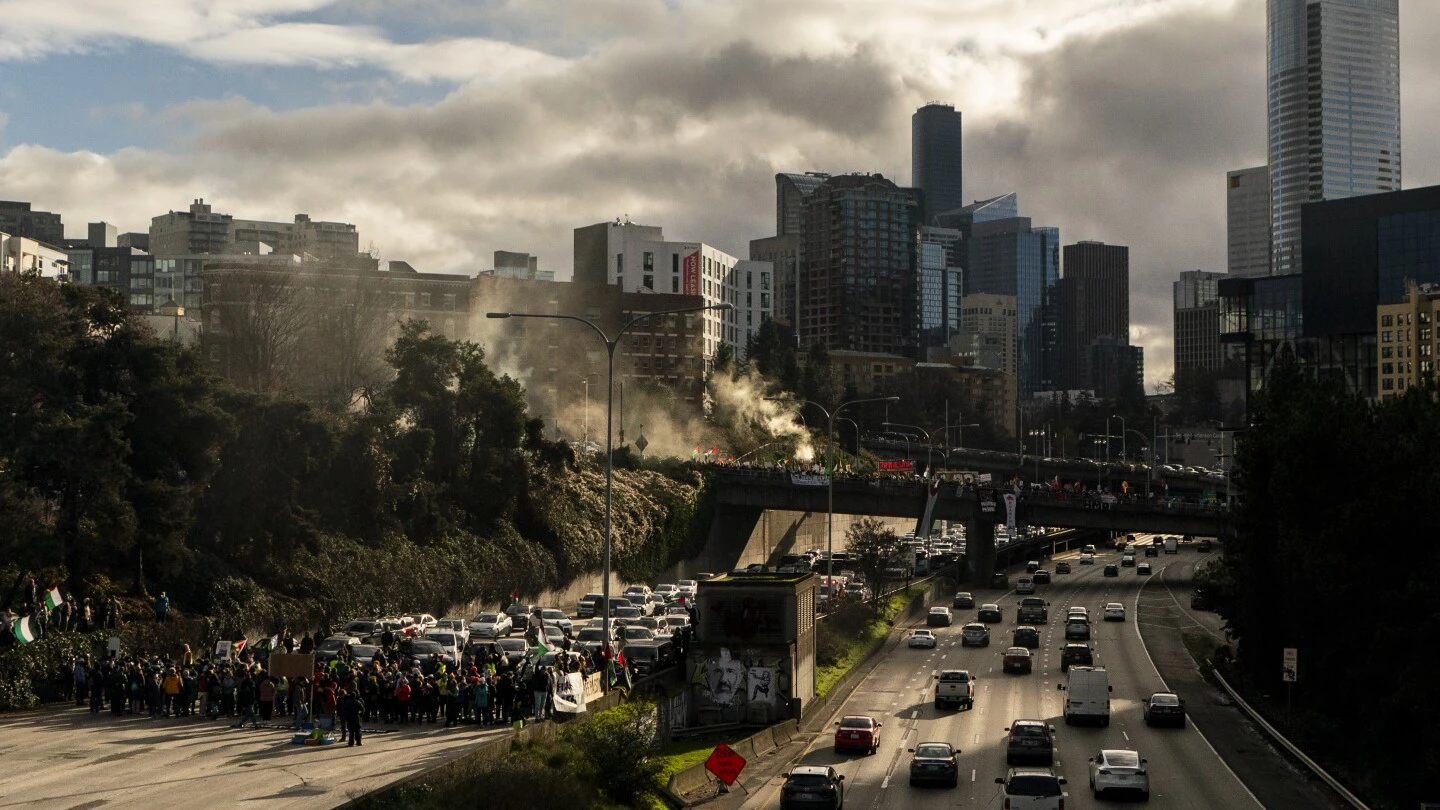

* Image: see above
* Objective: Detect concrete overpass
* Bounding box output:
[707,468,1233,582]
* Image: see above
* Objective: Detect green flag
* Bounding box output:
[12,616,35,645]
[44,588,62,611]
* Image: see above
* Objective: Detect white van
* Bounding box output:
[1057,666,1112,726]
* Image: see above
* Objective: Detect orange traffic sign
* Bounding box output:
[705,742,747,785]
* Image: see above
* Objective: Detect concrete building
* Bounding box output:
[912,103,963,222]
[956,293,1018,380]
[574,221,769,364]
[830,350,915,395]
[1376,282,1440,399]
[797,173,921,358]
[88,222,118,250]
[150,199,361,260]
[1173,270,1226,389]
[1,231,70,279]
[1268,0,1401,274]
[1227,166,1271,277]
[1055,241,1129,393]
[749,233,800,331]
[0,201,65,246]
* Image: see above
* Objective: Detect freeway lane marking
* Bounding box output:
[911,710,919,719]
[1123,731,1130,741]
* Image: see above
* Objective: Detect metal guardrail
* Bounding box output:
[1209,666,1371,810]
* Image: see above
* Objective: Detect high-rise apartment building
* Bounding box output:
[0,201,65,246]
[1055,241,1130,392]
[775,173,831,237]
[149,199,361,260]
[1227,166,1271,276]
[957,293,1018,379]
[1376,282,1440,399]
[575,221,770,364]
[918,226,964,357]
[750,233,800,330]
[911,103,963,221]
[797,174,921,357]
[1268,0,1400,274]
[1173,270,1226,389]
[965,213,1060,396]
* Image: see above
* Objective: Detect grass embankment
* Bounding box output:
[815,590,916,698]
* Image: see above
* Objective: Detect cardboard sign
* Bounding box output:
[705,742,747,785]
[269,653,316,679]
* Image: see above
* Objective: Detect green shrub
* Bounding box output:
[565,700,664,806]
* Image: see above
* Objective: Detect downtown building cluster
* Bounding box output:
[1184,0,1436,409]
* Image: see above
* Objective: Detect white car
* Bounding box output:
[406,613,438,631]
[538,608,573,636]
[1088,749,1150,800]
[422,630,464,661]
[1067,607,1089,621]
[653,583,680,602]
[996,768,1067,809]
[908,629,938,649]
[1079,553,1096,565]
[435,617,469,640]
[468,611,513,639]
[676,580,698,600]
[1103,603,1126,622]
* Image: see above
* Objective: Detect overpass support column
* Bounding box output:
[966,520,995,587]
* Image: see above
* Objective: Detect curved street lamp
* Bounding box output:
[487,301,733,685]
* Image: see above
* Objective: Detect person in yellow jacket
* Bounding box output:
[161,668,183,717]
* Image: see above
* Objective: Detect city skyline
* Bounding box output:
[3,0,1440,391]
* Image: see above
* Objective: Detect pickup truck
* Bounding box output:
[933,669,976,710]
[1164,537,1178,554]
[1016,597,1049,624]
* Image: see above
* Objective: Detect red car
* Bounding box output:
[1002,646,1034,674]
[834,715,882,755]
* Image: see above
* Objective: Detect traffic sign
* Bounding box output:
[1282,647,1298,682]
[704,742,747,785]
[635,433,649,453]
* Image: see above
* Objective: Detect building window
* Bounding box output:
[761,272,770,291]
[643,274,654,290]
[672,276,679,293]
[1381,314,1394,327]
[672,254,680,273]
[420,292,431,308]
[761,293,770,310]
[644,252,654,272]
[443,293,457,311]
[1383,346,1394,358]
[1383,362,1394,374]
[1382,331,1393,343]
[616,254,624,274]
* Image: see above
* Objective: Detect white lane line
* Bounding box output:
[881,773,891,789]
[910,710,919,719]
[971,769,977,782]
[1123,731,1130,741]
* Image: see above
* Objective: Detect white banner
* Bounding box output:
[553,671,587,713]
[790,473,829,487]
[1003,493,1017,533]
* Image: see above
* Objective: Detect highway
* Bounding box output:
[739,539,1269,809]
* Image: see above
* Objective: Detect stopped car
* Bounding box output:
[1004,719,1056,765]
[1002,646,1034,674]
[407,613,438,631]
[1137,562,1152,575]
[576,593,604,619]
[423,630,464,662]
[1079,553,1096,565]
[314,635,361,664]
[833,715,882,755]
[1032,569,1051,584]
[676,579,699,600]
[435,616,469,637]
[538,609,574,637]
[350,644,380,667]
[908,629,938,649]
[1190,589,1211,610]
[1144,543,1159,557]
[926,606,954,627]
[1143,692,1187,727]
[622,641,671,676]
[653,583,680,602]
[977,604,1004,623]
[996,768,1068,810]
[398,638,454,673]
[620,625,656,644]
[933,669,975,710]
[960,622,991,647]
[779,765,845,810]
[1060,643,1094,672]
[504,603,535,630]
[613,605,644,625]
[908,741,960,787]
[1012,626,1040,649]
[952,591,975,609]
[1103,603,1126,622]
[342,619,383,638]
[469,612,513,639]
[1064,618,1091,641]
[1088,749,1150,800]
[573,627,611,655]
[1054,561,1072,574]
[1103,563,1119,577]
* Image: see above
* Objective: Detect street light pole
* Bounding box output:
[1112,414,1127,461]
[488,302,732,687]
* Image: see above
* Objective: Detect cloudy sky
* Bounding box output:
[2,0,1438,390]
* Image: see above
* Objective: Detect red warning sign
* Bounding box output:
[704,742,747,785]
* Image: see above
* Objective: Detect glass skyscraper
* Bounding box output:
[911,104,964,222]
[1268,0,1400,274]
[966,217,1060,395]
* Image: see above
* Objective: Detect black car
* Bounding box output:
[1197,538,1213,552]
[977,604,1004,623]
[1103,564,1119,577]
[504,603,534,631]
[780,765,845,809]
[1032,569,1051,585]
[1144,544,1159,557]
[908,741,960,787]
[398,638,454,674]
[1012,626,1041,649]
[952,592,975,609]
[1143,691,1187,727]
[1060,643,1094,672]
[990,571,1010,589]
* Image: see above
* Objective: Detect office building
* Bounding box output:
[1376,282,1440,399]
[150,199,362,260]
[933,193,1018,237]
[1055,241,1129,392]
[1087,337,1144,402]
[749,233,800,331]
[775,173,831,237]
[1227,166,1271,276]
[965,212,1060,396]
[918,226,964,358]
[88,222,118,250]
[573,221,770,364]
[1268,0,1401,274]
[912,103,963,221]
[797,173,921,358]
[0,201,64,246]
[1173,270,1226,389]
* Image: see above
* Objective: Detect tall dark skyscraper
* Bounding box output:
[965,209,1060,396]
[1055,241,1130,392]
[797,174,920,357]
[911,103,963,222]
[1268,0,1400,274]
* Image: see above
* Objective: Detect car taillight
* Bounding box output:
[1058,799,1064,810]
[1098,769,1110,775]
[1003,800,1010,810]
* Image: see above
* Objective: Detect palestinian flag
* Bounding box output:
[531,639,550,660]
[44,587,62,611]
[12,616,35,645]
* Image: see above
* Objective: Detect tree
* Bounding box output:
[209,270,308,395]
[844,517,904,602]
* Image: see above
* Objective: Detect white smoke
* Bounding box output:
[707,369,815,462]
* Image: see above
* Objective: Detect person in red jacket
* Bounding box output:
[392,678,412,724]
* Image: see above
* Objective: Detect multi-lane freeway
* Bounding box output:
[732,537,1342,810]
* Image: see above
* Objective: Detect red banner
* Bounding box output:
[878,460,914,471]
[683,250,700,296]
